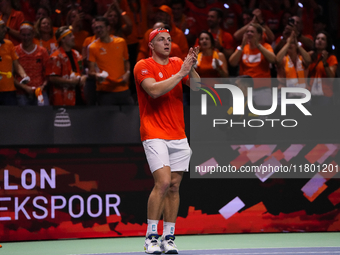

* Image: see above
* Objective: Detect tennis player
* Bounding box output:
[134,27,200,254]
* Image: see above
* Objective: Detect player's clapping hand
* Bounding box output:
[180,47,198,77]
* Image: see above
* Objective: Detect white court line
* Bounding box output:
[196,252,340,255]
[67,248,340,255]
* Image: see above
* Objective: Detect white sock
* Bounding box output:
[146,219,159,236]
[163,221,175,236]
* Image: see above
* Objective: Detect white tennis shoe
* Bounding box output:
[160,235,178,254]
[144,234,161,254]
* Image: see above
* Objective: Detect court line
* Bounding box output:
[67,247,340,255]
[195,252,340,255]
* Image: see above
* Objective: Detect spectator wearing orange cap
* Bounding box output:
[134,27,199,254]
[137,5,188,62]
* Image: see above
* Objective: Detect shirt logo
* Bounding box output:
[100,47,107,55]
[158,72,163,78]
[141,69,148,75]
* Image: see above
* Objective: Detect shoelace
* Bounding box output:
[151,237,159,245]
[167,240,174,246]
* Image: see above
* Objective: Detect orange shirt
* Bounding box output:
[120,0,149,45]
[195,51,223,78]
[82,35,97,60]
[308,54,338,97]
[46,47,83,105]
[33,37,58,55]
[134,57,188,141]
[88,36,129,92]
[138,25,189,61]
[277,55,308,97]
[239,43,273,89]
[15,44,49,94]
[0,39,18,92]
[1,9,25,46]
[83,35,97,48]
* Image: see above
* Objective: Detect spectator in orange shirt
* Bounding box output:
[308,31,338,106]
[276,31,311,101]
[195,30,228,78]
[0,0,25,45]
[46,26,86,106]
[15,21,50,106]
[104,0,133,39]
[88,16,134,106]
[0,19,29,105]
[33,17,58,55]
[229,23,276,107]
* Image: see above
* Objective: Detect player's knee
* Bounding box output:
[168,183,180,193]
[155,180,171,195]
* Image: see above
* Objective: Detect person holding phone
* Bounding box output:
[274,16,313,54]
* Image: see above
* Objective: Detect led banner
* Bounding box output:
[1,144,340,242]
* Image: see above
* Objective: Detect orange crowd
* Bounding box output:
[0,0,338,107]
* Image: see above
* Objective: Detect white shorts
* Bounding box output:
[142,138,192,173]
